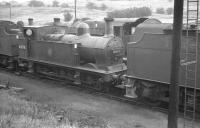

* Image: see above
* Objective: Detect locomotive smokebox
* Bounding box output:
[28,18,33,26]
[104,18,114,36]
[53,18,61,26]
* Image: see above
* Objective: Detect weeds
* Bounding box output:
[0,90,108,128]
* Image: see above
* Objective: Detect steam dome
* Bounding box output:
[76,22,90,36]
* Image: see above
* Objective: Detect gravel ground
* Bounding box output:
[0,71,199,128]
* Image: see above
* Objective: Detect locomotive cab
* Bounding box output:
[23,18,68,41]
[0,20,23,69]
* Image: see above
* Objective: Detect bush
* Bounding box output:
[107,7,152,18]
[0,1,22,7]
[100,3,107,10]
[52,0,59,7]
[0,2,10,7]
[28,0,45,7]
[86,2,107,10]
[86,2,97,10]
[12,4,23,7]
[63,11,73,22]
[60,3,69,8]
[156,7,165,14]
[166,7,173,15]
[81,17,91,21]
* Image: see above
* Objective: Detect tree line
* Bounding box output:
[28,0,69,7]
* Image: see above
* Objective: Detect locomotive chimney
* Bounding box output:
[104,17,114,36]
[28,18,33,26]
[54,18,60,25]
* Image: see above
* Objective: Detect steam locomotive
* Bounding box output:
[16,17,126,91]
[0,17,199,111]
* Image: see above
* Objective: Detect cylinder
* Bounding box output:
[104,18,114,36]
[28,18,33,26]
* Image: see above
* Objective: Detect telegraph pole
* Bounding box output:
[74,0,77,20]
[168,0,184,128]
[9,3,11,20]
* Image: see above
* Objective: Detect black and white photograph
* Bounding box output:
[0,0,199,128]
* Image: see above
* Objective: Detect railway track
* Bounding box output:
[0,67,200,121]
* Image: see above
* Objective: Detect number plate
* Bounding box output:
[113,50,121,54]
[19,45,26,49]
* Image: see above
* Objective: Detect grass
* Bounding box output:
[0,89,108,128]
